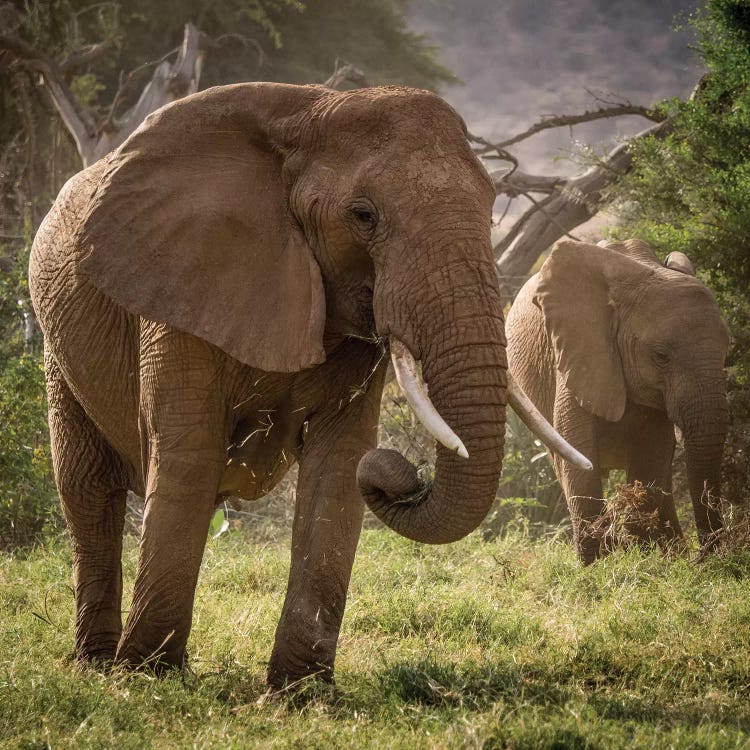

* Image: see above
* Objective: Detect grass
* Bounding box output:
[2,516,750,749]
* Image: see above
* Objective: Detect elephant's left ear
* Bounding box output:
[77,83,329,372]
[534,240,651,422]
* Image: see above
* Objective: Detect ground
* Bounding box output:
[1,515,750,749]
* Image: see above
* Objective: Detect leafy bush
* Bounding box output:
[0,246,58,548]
[483,410,566,540]
[607,0,750,504]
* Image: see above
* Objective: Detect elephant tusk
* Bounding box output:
[507,373,593,471]
[390,338,469,459]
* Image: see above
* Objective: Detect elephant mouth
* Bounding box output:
[389,337,592,471]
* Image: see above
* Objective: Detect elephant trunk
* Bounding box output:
[673,384,729,542]
[358,263,507,543]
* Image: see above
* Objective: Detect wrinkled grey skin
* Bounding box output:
[506,239,729,563]
[30,83,508,685]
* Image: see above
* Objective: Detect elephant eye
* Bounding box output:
[349,204,378,231]
[653,349,670,366]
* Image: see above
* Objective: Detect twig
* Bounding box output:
[468,132,518,176]
[480,103,665,152]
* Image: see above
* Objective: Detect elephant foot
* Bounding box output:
[266,660,334,692]
[74,630,120,665]
[74,643,118,670]
[115,638,187,674]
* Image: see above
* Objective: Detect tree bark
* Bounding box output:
[1,23,207,166]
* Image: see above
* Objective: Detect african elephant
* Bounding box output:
[506,238,730,563]
[30,83,588,686]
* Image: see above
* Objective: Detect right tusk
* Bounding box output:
[507,373,594,471]
[390,338,469,459]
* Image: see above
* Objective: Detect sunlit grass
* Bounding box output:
[1,521,749,749]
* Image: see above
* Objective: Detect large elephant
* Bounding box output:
[506,238,730,563]
[30,82,587,686]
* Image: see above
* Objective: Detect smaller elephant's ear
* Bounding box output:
[664,251,695,276]
[535,240,653,422]
[78,83,329,372]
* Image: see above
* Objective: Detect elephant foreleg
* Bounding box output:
[45,352,128,662]
[553,387,605,564]
[625,407,683,542]
[116,323,227,669]
[267,351,386,688]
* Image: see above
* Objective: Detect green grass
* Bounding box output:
[2,521,750,749]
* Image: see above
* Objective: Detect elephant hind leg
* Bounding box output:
[45,352,128,662]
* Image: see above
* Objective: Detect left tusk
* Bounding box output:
[507,373,594,471]
[390,338,469,459]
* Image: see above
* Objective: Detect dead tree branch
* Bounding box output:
[0,31,99,155]
[492,118,673,302]
[324,60,369,90]
[475,103,666,154]
[59,39,113,73]
[0,22,209,166]
[488,168,564,196]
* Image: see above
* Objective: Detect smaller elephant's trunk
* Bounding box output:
[674,387,729,543]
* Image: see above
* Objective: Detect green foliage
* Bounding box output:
[264,0,457,89]
[0,248,58,549]
[2,528,750,747]
[607,0,750,502]
[0,353,57,548]
[484,411,565,539]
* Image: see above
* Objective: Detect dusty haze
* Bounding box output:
[410,0,701,234]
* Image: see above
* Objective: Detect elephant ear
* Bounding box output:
[535,239,653,422]
[78,83,329,372]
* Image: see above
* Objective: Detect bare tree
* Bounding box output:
[0,23,212,166]
[1,11,675,305]
[324,60,369,90]
[470,100,673,302]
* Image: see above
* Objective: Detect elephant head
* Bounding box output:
[536,238,730,540]
[76,83,582,546]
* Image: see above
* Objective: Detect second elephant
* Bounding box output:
[506,239,730,562]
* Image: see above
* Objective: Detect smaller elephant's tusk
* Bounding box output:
[390,339,469,459]
[507,374,594,471]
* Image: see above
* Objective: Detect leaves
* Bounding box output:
[606,0,750,503]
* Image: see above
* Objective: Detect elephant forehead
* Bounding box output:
[317,87,466,144]
[632,282,729,345]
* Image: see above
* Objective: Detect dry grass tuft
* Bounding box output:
[695,512,750,563]
[583,481,682,556]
